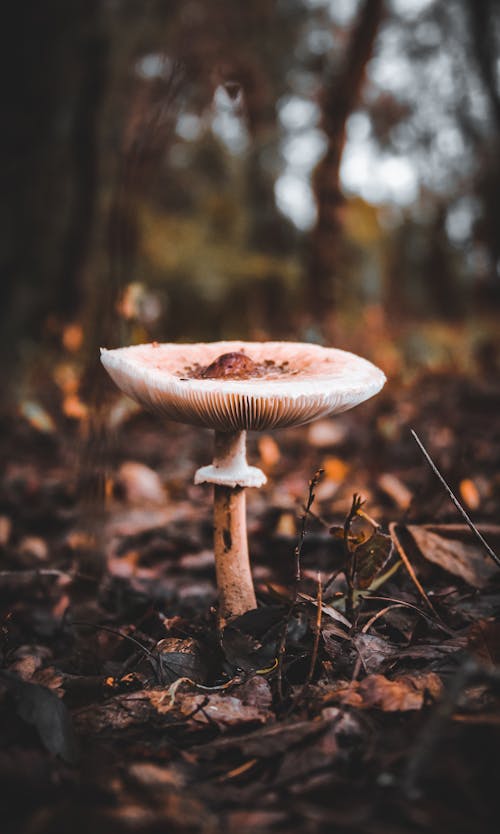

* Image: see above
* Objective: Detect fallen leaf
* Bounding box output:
[221,607,284,672]
[116,462,166,506]
[62,394,88,421]
[467,620,500,668]
[324,672,442,711]
[127,761,185,789]
[164,691,271,729]
[298,594,351,628]
[258,435,280,469]
[233,676,273,712]
[459,479,480,511]
[307,419,348,448]
[18,401,55,433]
[354,530,393,589]
[194,718,332,759]
[62,323,83,352]
[377,473,413,510]
[352,633,399,674]
[0,672,78,762]
[155,637,207,684]
[406,524,499,587]
[275,511,297,537]
[17,536,49,565]
[74,685,272,734]
[0,516,12,546]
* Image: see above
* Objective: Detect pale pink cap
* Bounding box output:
[100,341,386,432]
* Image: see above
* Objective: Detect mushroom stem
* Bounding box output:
[195,430,266,622]
[213,429,248,477]
[213,484,256,621]
[195,430,266,489]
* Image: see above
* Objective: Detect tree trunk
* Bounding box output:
[307,0,385,323]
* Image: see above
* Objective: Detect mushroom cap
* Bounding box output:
[101,341,386,432]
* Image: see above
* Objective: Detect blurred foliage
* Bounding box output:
[2,0,500,403]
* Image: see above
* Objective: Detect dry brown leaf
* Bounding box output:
[324,672,442,711]
[467,620,500,668]
[377,473,413,510]
[258,435,280,469]
[116,461,166,506]
[0,516,12,546]
[73,684,273,735]
[307,419,348,448]
[322,456,349,483]
[406,524,499,588]
[127,761,185,789]
[150,687,272,728]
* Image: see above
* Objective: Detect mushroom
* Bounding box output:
[101,341,385,622]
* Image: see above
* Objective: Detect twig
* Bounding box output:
[294,469,324,582]
[411,429,500,569]
[389,522,437,616]
[306,573,323,685]
[361,602,410,636]
[286,573,324,715]
[358,594,454,636]
[276,470,323,700]
[301,505,330,529]
[71,621,156,658]
[344,493,365,623]
[321,566,344,598]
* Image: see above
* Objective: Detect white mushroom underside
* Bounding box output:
[100,341,386,431]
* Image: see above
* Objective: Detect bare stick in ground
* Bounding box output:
[344,493,365,623]
[411,429,500,570]
[277,470,323,700]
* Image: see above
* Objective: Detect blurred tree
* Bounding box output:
[0,0,108,389]
[2,0,500,405]
[308,0,385,320]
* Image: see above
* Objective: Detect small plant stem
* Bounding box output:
[306,572,323,685]
[344,494,363,623]
[276,470,323,700]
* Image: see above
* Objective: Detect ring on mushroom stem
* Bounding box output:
[100,341,386,623]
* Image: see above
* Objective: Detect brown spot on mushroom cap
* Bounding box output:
[100,341,386,432]
[197,352,260,379]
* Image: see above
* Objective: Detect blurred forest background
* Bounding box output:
[2,0,500,409]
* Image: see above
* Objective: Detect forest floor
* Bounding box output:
[1,368,500,834]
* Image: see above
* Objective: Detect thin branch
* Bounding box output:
[71,621,156,658]
[294,469,324,582]
[344,493,365,622]
[411,429,500,569]
[277,470,323,700]
[359,594,455,636]
[389,522,437,615]
[306,572,323,685]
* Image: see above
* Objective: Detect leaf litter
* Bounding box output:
[0,371,500,833]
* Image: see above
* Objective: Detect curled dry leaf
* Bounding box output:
[323,672,443,711]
